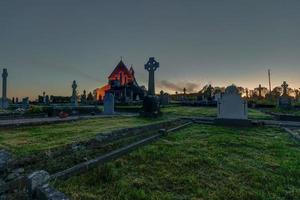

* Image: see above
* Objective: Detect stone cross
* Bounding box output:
[71,80,78,106]
[281,81,288,96]
[183,88,186,95]
[1,69,9,109]
[144,57,159,95]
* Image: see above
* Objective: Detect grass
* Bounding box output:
[0,106,272,157]
[0,116,172,157]
[263,107,300,116]
[54,124,300,200]
[162,106,273,120]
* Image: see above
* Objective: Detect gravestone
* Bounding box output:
[215,85,250,126]
[71,80,78,107]
[103,93,114,115]
[81,90,87,104]
[159,90,170,106]
[278,81,292,109]
[22,97,29,110]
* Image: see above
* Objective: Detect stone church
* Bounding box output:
[94,60,146,102]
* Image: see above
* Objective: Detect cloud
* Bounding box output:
[158,80,200,93]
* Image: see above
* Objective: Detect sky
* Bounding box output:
[1,0,300,99]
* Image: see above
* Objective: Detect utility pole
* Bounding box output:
[268,69,271,93]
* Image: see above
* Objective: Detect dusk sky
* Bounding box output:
[1,0,300,99]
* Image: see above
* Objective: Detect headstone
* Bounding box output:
[45,95,50,104]
[87,92,94,104]
[1,69,9,109]
[159,90,169,106]
[278,81,292,109]
[136,94,140,101]
[81,90,87,104]
[214,93,221,101]
[216,85,249,125]
[71,80,78,107]
[22,97,29,110]
[103,93,114,115]
[0,150,11,173]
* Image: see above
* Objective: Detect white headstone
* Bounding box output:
[103,93,114,115]
[217,85,248,120]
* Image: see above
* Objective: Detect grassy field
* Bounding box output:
[0,106,273,157]
[0,116,172,157]
[54,124,300,200]
[162,106,273,120]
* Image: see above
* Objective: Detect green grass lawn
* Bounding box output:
[0,106,273,157]
[162,106,273,120]
[0,116,172,157]
[263,108,300,116]
[54,124,300,200]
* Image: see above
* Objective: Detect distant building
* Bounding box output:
[94,60,146,102]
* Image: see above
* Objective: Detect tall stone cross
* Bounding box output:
[144,57,159,95]
[281,81,288,96]
[2,68,8,100]
[183,88,187,95]
[71,80,78,106]
[1,68,8,109]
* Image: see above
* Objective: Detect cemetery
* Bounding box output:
[0,57,300,200]
[1,1,300,199]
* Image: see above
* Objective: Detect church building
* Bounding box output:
[94,60,146,102]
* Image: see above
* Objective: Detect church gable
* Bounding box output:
[108,60,134,85]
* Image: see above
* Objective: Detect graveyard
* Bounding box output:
[1,1,300,200]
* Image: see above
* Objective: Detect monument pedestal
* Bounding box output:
[140,95,161,118]
[278,96,292,110]
[214,118,252,126]
[0,99,9,109]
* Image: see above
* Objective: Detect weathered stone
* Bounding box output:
[6,172,19,181]
[0,194,7,200]
[0,150,11,173]
[36,184,70,200]
[103,93,114,115]
[27,170,50,194]
[71,143,85,152]
[16,168,25,174]
[0,179,7,193]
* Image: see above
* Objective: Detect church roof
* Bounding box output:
[108,60,133,79]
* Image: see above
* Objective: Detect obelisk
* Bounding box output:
[1,69,8,109]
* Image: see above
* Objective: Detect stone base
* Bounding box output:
[140,95,162,118]
[0,99,9,109]
[214,118,252,126]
